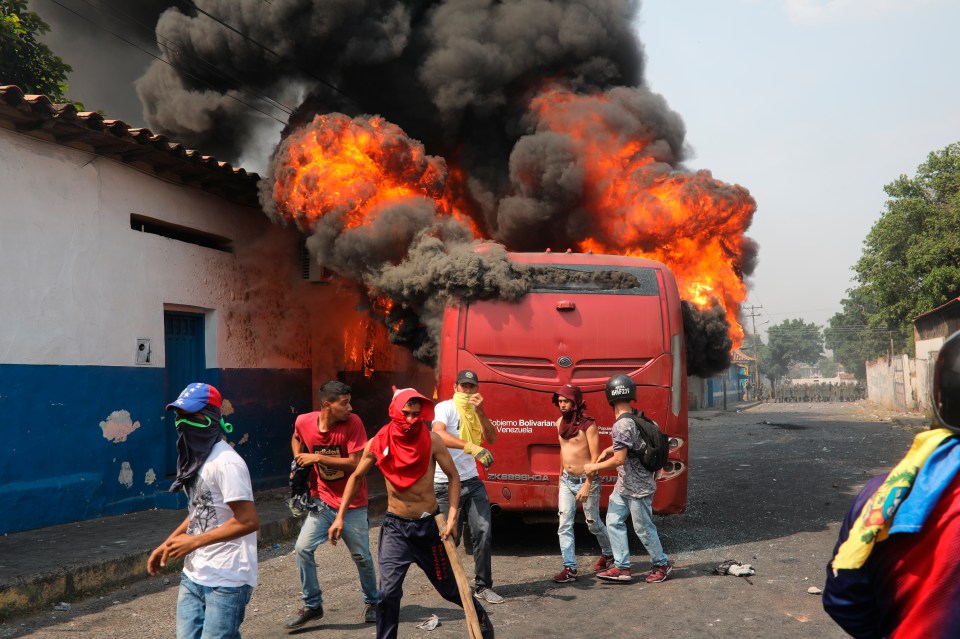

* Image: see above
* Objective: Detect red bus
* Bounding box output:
[436,250,688,516]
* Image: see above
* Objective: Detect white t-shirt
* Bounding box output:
[182,440,258,587]
[433,399,480,483]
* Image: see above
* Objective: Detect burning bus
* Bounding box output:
[436,249,688,517]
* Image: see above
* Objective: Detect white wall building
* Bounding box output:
[0,86,421,533]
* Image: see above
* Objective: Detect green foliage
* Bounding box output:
[825,290,887,380]
[765,318,824,382]
[830,142,960,372]
[0,0,72,102]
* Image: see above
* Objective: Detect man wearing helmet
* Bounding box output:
[823,330,960,637]
[550,383,614,583]
[583,374,672,583]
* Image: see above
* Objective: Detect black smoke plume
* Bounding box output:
[682,301,733,376]
[138,0,755,377]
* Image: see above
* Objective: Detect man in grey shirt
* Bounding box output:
[584,374,672,583]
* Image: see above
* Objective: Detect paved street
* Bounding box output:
[0,402,926,638]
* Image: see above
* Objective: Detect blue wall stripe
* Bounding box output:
[0,364,312,534]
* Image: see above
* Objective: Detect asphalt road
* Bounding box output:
[0,401,927,638]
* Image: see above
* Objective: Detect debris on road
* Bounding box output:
[807,586,823,595]
[714,560,756,577]
[416,614,440,631]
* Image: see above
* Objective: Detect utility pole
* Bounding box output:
[744,305,763,401]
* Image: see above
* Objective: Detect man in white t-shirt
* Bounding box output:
[432,369,504,605]
[148,383,260,639]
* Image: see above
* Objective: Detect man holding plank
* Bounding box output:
[329,387,494,639]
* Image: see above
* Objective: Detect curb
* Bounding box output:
[0,493,390,622]
[0,512,297,622]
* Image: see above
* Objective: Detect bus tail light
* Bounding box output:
[657,461,685,480]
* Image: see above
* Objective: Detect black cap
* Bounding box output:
[456,369,479,386]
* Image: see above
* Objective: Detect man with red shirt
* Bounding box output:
[284,380,379,629]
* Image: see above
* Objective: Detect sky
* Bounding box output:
[637,0,960,333]
[30,0,960,336]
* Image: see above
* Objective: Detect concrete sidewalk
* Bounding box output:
[0,470,387,622]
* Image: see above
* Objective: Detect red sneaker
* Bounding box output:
[553,566,578,583]
[645,562,673,583]
[596,566,632,582]
[592,554,614,571]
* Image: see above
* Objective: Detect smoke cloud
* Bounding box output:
[134,0,754,377]
[682,301,734,376]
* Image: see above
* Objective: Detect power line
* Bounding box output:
[180,0,361,108]
[74,0,296,118]
[43,0,290,125]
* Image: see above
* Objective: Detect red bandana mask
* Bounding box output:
[370,388,435,490]
[552,384,594,439]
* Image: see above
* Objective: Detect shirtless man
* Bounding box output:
[550,384,613,583]
[329,388,494,639]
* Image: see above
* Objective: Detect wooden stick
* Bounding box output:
[435,513,484,639]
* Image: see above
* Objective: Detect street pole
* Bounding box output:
[746,305,763,401]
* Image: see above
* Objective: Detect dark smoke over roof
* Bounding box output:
[136,1,654,178]
[137,0,754,377]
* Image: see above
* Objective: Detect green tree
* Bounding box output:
[765,319,824,382]
[834,143,960,368]
[0,0,72,101]
[825,290,889,380]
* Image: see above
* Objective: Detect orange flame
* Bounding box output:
[530,88,755,345]
[273,96,754,351]
[272,114,450,232]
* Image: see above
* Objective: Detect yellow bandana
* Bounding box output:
[832,428,953,572]
[453,392,483,445]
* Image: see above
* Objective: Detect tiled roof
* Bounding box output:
[0,85,260,207]
[731,348,755,362]
[914,297,960,323]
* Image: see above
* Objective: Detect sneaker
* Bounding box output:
[645,562,673,583]
[596,566,632,582]
[553,566,578,583]
[474,587,505,604]
[362,603,377,623]
[592,554,614,571]
[283,605,324,629]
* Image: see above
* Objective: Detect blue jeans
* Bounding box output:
[294,499,378,609]
[558,472,612,568]
[435,477,493,591]
[605,490,668,570]
[176,575,252,639]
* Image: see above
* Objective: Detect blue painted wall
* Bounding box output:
[704,364,744,408]
[0,364,312,534]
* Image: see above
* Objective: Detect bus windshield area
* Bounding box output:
[526,263,660,296]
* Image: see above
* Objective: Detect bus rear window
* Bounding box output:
[527,264,660,296]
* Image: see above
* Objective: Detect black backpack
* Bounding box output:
[622,410,670,472]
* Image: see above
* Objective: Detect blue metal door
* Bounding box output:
[164,312,205,477]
